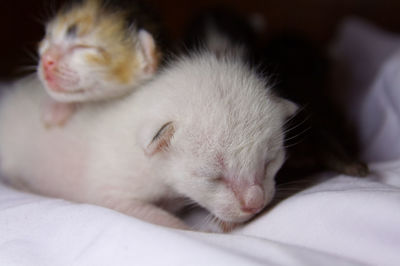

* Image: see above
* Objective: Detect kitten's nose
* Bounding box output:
[241,185,265,214]
[42,51,58,71]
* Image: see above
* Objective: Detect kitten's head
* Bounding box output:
[137,53,297,225]
[38,0,159,102]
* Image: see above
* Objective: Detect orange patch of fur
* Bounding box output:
[50,0,143,85]
[111,52,140,84]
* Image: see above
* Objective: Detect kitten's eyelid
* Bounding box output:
[70,44,109,61]
[213,175,224,181]
[72,44,104,53]
[73,44,95,50]
[211,176,230,186]
[208,172,225,182]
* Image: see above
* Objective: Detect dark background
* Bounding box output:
[1,0,400,80]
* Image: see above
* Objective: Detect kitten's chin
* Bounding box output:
[44,80,85,95]
[43,82,91,103]
[44,78,67,93]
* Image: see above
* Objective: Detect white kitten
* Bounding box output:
[0,52,296,231]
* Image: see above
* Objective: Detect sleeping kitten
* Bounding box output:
[38,0,161,126]
[0,51,296,232]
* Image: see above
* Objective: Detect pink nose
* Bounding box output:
[241,185,265,214]
[41,51,58,72]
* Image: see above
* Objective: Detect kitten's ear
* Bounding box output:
[278,98,298,119]
[144,122,175,156]
[137,29,159,75]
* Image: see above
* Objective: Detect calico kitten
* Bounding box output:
[38,0,161,126]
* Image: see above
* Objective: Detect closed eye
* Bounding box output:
[69,45,110,60]
[213,176,224,182]
[212,176,230,186]
[71,44,98,51]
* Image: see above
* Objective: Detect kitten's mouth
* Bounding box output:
[43,72,85,95]
[41,63,84,95]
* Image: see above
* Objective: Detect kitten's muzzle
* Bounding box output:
[240,185,265,214]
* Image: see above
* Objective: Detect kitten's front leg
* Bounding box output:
[41,99,76,128]
[108,199,189,230]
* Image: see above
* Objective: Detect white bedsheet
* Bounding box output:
[1,18,400,266]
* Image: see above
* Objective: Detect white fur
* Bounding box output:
[0,52,296,229]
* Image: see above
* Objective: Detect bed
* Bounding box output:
[1,18,399,266]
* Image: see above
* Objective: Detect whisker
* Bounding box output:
[212,215,221,229]
[182,197,197,206]
[22,48,39,63]
[282,114,311,136]
[16,65,38,71]
[271,114,311,144]
[183,201,199,211]
[284,126,311,144]
[13,66,38,75]
[194,213,213,231]
[284,137,309,149]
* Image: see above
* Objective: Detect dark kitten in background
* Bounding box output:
[262,34,368,181]
[182,7,261,63]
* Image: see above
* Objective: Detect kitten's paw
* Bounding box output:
[41,102,76,128]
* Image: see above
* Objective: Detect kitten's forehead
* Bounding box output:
[47,0,133,41]
[166,53,284,156]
